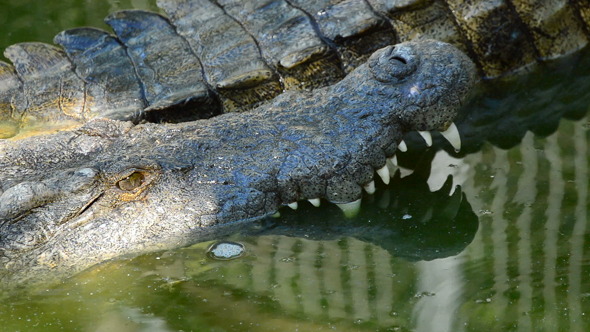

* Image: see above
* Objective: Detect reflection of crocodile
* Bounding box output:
[1,0,589,138]
[0,40,476,287]
[116,170,478,330]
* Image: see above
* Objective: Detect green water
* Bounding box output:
[1,1,590,331]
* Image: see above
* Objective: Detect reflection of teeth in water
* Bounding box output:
[386,154,414,179]
[277,123,463,217]
[426,149,470,196]
[335,199,361,218]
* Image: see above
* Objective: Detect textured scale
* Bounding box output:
[286,0,396,71]
[105,10,217,121]
[4,43,87,136]
[157,0,282,110]
[54,27,146,121]
[0,62,21,139]
[0,0,589,139]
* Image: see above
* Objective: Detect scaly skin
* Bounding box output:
[0,40,476,287]
[2,0,588,139]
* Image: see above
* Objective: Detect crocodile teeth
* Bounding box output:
[376,165,390,184]
[335,199,361,218]
[308,198,321,207]
[398,140,408,152]
[272,211,281,218]
[399,167,414,178]
[388,155,398,166]
[440,122,461,152]
[363,180,376,194]
[418,131,433,147]
[287,202,298,210]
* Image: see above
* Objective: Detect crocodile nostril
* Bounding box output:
[386,46,408,64]
[391,56,407,64]
[369,44,418,83]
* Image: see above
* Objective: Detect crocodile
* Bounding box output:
[1,0,589,139]
[0,40,476,287]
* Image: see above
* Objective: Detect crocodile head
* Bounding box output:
[0,40,476,286]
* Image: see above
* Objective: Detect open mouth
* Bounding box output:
[278,122,463,218]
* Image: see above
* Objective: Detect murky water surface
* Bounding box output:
[1,1,590,331]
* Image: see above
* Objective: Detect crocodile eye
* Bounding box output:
[117,171,145,191]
